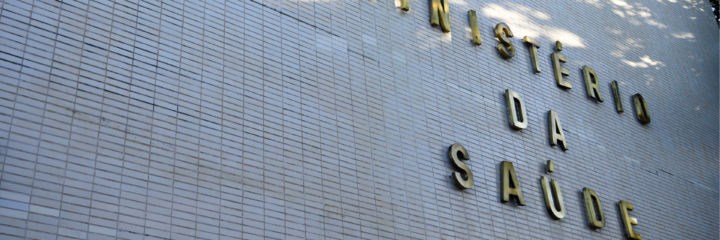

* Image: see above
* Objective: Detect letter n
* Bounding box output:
[430,0,451,32]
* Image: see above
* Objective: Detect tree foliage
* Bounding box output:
[712,0,719,24]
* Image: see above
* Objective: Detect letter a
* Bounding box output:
[548,110,568,150]
[501,161,525,205]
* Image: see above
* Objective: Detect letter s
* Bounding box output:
[495,23,515,58]
[449,143,473,189]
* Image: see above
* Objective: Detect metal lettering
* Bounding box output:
[468,10,482,45]
[583,188,606,228]
[541,176,566,219]
[523,36,541,73]
[448,143,473,189]
[633,94,651,124]
[619,201,642,240]
[495,23,515,58]
[430,0,451,32]
[612,81,624,112]
[505,89,527,129]
[501,161,525,205]
[582,66,604,102]
[546,160,554,173]
[551,41,572,88]
[548,110,568,150]
[400,0,409,11]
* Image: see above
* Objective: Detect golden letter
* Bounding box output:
[501,161,525,205]
[494,23,515,58]
[430,0,451,32]
[505,89,527,129]
[551,41,572,89]
[582,66,604,102]
[633,94,651,124]
[540,176,565,219]
[468,10,482,45]
[523,36,541,73]
[545,160,554,173]
[448,143,473,189]
[400,0,409,11]
[619,201,642,240]
[612,81,624,113]
[583,188,606,228]
[548,110,568,150]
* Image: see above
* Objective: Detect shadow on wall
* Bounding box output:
[574,0,715,68]
[480,3,587,48]
[478,0,716,92]
[479,1,671,73]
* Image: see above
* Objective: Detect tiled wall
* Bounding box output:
[0,0,718,239]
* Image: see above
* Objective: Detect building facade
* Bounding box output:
[0,0,718,239]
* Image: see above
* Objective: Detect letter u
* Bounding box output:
[541,176,566,219]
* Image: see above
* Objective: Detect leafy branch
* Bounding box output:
[712,0,719,24]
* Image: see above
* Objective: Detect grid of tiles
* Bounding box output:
[0,0,718,239]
